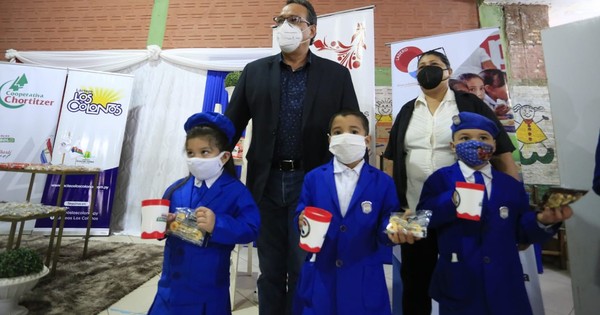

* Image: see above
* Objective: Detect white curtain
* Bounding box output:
[5,46,275,71]
[5,46,274,235]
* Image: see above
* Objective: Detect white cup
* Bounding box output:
[455,182,485,221]
[141,199,170,239]
[299,207,333,253]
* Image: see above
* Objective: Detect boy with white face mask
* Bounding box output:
[293,110,401,315]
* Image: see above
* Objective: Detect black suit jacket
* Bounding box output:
[225,51,359,202]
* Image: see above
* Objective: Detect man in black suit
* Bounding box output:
[225,1,359,314]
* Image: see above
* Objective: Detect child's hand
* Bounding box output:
[387,209,422,244]
[165,213,177,231]
[298,211,306,231]
[387,229,419,244]
[536,205,573,225]
[195,207,216,233]
[495,104,510,116]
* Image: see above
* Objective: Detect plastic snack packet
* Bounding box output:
[385,210,432,238]
[539,187,587,209]
[167,207,208,246]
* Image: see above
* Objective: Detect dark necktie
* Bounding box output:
[473,171,488,201]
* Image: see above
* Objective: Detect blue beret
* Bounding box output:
[184,112,235,145]
[451,112,499,138]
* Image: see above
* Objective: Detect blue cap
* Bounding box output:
[451,112,499,138]
[184,112,235,145]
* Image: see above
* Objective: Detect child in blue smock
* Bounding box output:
[418,112,572,315]
[148,112,260,315]
[293,110,401,315]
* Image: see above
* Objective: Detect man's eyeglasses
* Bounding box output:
[273,15,312,26]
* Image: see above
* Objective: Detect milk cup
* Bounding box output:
[455,182,485,221]
[299,206,333,252]
[141,199,170,239]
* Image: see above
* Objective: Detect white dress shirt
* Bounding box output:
[404,89,459,211]
[194,168,224,188]
[483,93,498,112]
[457,160,493,199]
[333,158,364,217]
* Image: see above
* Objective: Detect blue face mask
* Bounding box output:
[455,140,494,167]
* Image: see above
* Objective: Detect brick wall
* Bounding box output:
[0,0,153,51]
[504,4,548,85]
[0,0,479,67]
[501,4,560,185]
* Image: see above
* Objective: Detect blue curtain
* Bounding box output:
[203,70,241,178]
[202,70,229,113]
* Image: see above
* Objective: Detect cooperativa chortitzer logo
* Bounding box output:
[0,73,55,109]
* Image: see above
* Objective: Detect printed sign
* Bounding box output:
[0,63,67,233]
[37,69,133,236]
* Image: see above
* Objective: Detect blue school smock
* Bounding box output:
[293,160,399,315]
[148,172,260,315]
[417,162,559,315]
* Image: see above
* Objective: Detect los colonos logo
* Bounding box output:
[0,74,56,109]
[66,87,123,116]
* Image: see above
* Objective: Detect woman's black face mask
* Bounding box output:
[417,65,448,90]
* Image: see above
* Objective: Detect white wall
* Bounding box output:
[484,0,600,26]
[541,16,600,315]
[548,1,600,27]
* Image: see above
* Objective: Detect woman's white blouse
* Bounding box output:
[404,89,459,211]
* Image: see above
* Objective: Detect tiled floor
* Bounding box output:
[96,235,575,315]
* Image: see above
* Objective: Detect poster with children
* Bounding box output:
[389,28,520,157]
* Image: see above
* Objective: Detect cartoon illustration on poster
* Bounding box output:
[513,103,554,165]
[375,93,392,122]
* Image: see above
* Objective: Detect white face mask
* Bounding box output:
[329,134,367,164]
[186,152,226,181]
[277,21,309,53]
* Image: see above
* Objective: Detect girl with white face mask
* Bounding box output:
[149,112,260,315]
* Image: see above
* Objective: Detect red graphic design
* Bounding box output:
[313,23,367,69]
[394,46,423,73]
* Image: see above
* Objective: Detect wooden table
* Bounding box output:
[0,167,100,258]
[0,204,66,276]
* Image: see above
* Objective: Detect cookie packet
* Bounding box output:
[385,210,432,238]
[539,187,587,209]
[167,207,208,246]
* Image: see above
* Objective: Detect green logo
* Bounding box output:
[10,74,28,91]
[0,74,30,109]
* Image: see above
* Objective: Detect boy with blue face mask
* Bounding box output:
[417,112,572,315]
[292,109,401,315]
